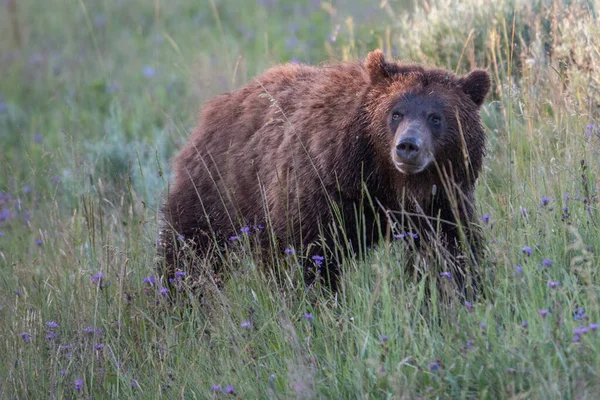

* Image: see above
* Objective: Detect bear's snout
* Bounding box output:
[396,137,422,162]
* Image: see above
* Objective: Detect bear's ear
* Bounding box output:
[365,49,395,84]
[460,69,491,107]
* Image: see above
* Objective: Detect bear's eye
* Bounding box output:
[391,112,403,121]
[429,115,442,126]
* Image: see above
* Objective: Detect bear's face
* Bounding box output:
[365,50,490,177]
[387,93,444,174]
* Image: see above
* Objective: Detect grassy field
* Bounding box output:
[1,0,600,398]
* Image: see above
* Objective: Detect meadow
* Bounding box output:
[1,0,600,398]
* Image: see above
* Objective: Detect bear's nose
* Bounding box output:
[396,137,421,162]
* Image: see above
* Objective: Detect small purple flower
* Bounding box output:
[46,321,59,329]
[520,207,528,218]
[177,234,185,241]
[381,334,388,342]
[225,385,235,394]
[256,224,264,230]
[538,309,548,318]
[211,385,222,392]
[590,323,598,331]
[23,185,32,193]
[90,272,104,285]
[547,281,559,288]
[21,332,31,343]
[85,326,94,334]
[574,326,588,336]
[573,335,580,343]
[574,307,586,321]
[521,246,532,256]
[284,247,295,254]
[515,265,523,275]
[45,332,58,341]
[303,313,314,321]
[393,233,404,240]
[130,380,136,388]
[51,176,61,183]
[541,259,552,267]
[229,235,239,241]
[240,226,251,234]
[159,287,169,296]
[482,214,491,224]
[0,232,3,238]
[465,301,473,311]
[74,379,83,391]
[428,362,440,372]
[36,238,43,246]
[312,255,324,266]
[440,271,452,280]
[142,65,157,78]
[479,322,486,328]
[60,369,66,376]
[143,276,156,285]
[94,343,104,350]
[541,196,550,207]
[175,270,186,279]
[96,328,103,335]
[240,321,251,328]
[521,321,528,328]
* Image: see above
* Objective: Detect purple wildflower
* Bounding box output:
[303,313,314,321]
[240,226,251,234]
[538,309,548,318]
[130,381,136,388]
[465,301,473,311]
[521,321,528,328]
[428,362,440,372]
[159,287,169,296]
[36,238,42,246]
[225,385,235,394]
[46,321,59,329]
[240,321,251,328]
[482,214,491,224]
[573,335,580,343]
[84,326,94,334]
[547,281,559,288]
[541,197,550,207]
[312,255,324,266]
[590,323,598,331]
[440,271,452,280]
[573,307,586,320]
[143,276,156,285]
[284,247,295,254]
[541,259,552,267]
[515,265,523,275]
[229,235,239,241]
[94,343,104,350]
[74,379,83,391]
[520,207,528,218]
[521,246,532,256]
[0,232,3,237]
[175,271,186,279]
[574,326,588,336]
[142,66,157,78]
[90,272,104,286]
[96,328,103,335]
[479,322,486,328]
[381,334,388,342]
[60,369,66,376]
[256,224,264,230]
[45,332,58,341]
[393,233,405,239]
[211,385,222,392]
[21,332,31,343]
[177,234,185,241]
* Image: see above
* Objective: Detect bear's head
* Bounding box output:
[364,50,490,185]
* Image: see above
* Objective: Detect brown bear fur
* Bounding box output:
[159,50,490,294]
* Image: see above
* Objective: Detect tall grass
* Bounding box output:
[1,0,599,398]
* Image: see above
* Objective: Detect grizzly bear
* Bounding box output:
[159,50,490,295]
